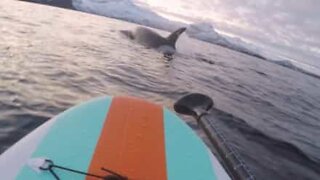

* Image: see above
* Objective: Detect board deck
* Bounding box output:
[0,96,230,180]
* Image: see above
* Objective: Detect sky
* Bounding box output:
[137,0,320,69]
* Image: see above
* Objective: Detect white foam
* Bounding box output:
[27,158,48,173]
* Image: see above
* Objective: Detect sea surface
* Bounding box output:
[1,1,320,179]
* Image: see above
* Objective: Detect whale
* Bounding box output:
[121,27,186,55]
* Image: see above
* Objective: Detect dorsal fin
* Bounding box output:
[166,27,186,48]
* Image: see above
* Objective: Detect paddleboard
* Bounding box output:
[0,96,230,180]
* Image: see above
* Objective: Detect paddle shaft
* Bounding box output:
[198,113,255,180]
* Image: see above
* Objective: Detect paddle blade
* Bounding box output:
[174,93,214,117]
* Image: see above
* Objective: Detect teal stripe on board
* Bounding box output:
[17,96,112,179]
[164,108,217,180]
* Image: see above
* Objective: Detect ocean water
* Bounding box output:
[1,1,320,179]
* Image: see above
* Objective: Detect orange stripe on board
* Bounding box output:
[86,97,167,180]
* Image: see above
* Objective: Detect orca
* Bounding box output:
[121,27,186,55]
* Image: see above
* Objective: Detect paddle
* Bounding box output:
[174,93,255,180]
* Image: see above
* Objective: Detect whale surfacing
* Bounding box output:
[121,27,186,52]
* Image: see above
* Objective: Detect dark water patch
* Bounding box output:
[247,94,320,130]
[285,93,316,112]
[193,53,217,65]
[23,102,64,117]
[1,15,41,27]
[17,30,30,34]
[43,70,79,80]
[249,68,268,77]
[236,84,257,95]
[0,102,22,113]
[0,90,20,97]
[196,56,216,65]
[0,113,48,153]
[0,16,14,21]
[81,44,111,55]
[17,77,37,84]
[249,95,275,108]
[210,108,320,177]
[300,111,320,128]
[36,52,64,59]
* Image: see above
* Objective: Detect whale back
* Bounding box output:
[132,27,167,48]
